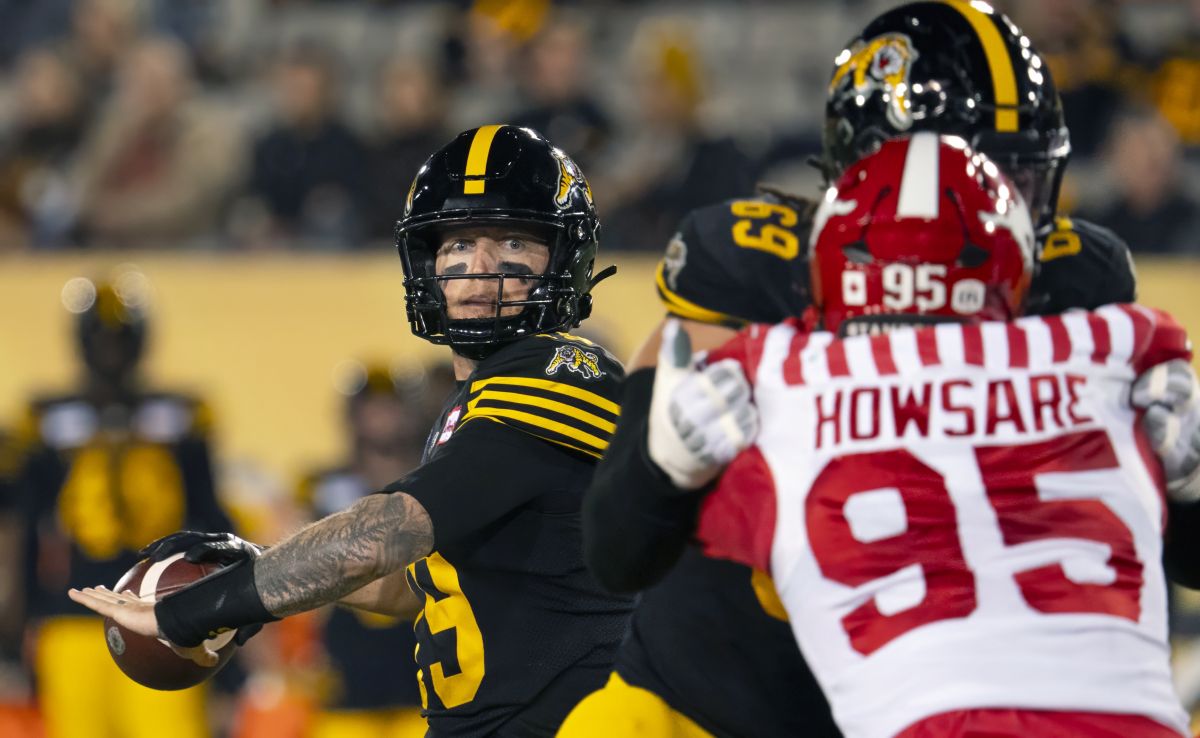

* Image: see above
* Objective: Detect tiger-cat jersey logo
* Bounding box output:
[545,345,604,380]
[829,32,919,131]
[552,148,593,209]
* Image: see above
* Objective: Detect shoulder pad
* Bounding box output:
[657,196,814,326]
[25,395,96,450]
[1028,216,1136,315]
[134,394,212,442]
[459,335,623,459]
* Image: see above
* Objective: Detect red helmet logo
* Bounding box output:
[809,132,1035,335]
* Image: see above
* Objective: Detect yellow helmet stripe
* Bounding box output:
[463,124,504,194]
[943,0,1019,132]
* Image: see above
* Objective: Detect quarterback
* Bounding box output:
[71,125,635,738]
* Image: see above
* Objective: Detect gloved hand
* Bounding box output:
[139,531,267,645]
[1131,359,1200,504]
[647,320,758,491]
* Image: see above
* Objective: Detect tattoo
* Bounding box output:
[253,493,433,617]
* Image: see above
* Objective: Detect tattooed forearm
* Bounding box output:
[253,492,433,617]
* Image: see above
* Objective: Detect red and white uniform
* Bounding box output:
[696,305,1192,738]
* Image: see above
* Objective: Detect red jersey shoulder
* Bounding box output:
[695,445,778,574]
[703,319,806,382]
[1118,304,1192,374]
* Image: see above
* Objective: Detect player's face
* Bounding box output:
[434,225,551,320]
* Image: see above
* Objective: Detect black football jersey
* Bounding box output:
[392,334,635,737]
[13,392,232,619]
[300,467,423,711]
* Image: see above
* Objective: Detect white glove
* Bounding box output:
[1131,359,1200,504]
[647,320,759,491]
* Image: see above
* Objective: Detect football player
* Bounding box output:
[562,3,1140,737]
[604,133,1197,738]
[69,125,636,738]
[13,272,234,738]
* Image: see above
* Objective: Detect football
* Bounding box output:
[103,554,238,690]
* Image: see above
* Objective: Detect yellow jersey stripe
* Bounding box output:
[469,389,616,434]
[944,1,1019,132]
[470,376,620,417]
[458,415,602,459]
[655,261,744,326]
[462,407,609,451]
[549,332,596,346]
[463,124,503,194]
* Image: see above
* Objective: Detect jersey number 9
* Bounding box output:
[730,201,801,260]
[407,553,486,709]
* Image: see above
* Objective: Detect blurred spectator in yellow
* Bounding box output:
[296,362,429,738]
[1152,0,1200,147]
[599,24,755,251]
[60,0,143,111]
[441,1,546,131]
[510,14,612,171]
[0,48,88,250]
[363,57,449,245]
[1009,0,1139,159]
[240,44,367,250]
[12,271,236,738]
[73,37,244,248]
[1078,107,1200,255]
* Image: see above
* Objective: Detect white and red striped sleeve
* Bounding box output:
[693,445,778,574]
[1113,305,1193,374]
[703,322,772,382]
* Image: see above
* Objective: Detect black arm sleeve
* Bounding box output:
[389,418,593,549]
[1164,499,1200,590]
[582,368,701,594]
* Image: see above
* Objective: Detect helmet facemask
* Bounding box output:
[397,216,593,360]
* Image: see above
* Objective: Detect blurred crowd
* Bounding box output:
[0,0,1197,256]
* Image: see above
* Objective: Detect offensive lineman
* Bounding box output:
[69,125,635,738]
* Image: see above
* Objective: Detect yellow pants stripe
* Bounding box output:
[556,672,716,738]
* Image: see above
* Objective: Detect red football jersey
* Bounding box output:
[695,305,1192,738]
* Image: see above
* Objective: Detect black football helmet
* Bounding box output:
[71,275,148,386]
[395,125,609,360]
[822,1,1070,227]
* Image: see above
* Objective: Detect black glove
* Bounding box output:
[139,531,267,645]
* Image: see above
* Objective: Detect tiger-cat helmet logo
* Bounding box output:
[545,345,604,380]
[552,148,593,209]
[829,33,919,131]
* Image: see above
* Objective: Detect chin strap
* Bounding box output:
[590,264,618,290]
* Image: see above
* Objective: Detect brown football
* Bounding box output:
[103,554,238,690]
